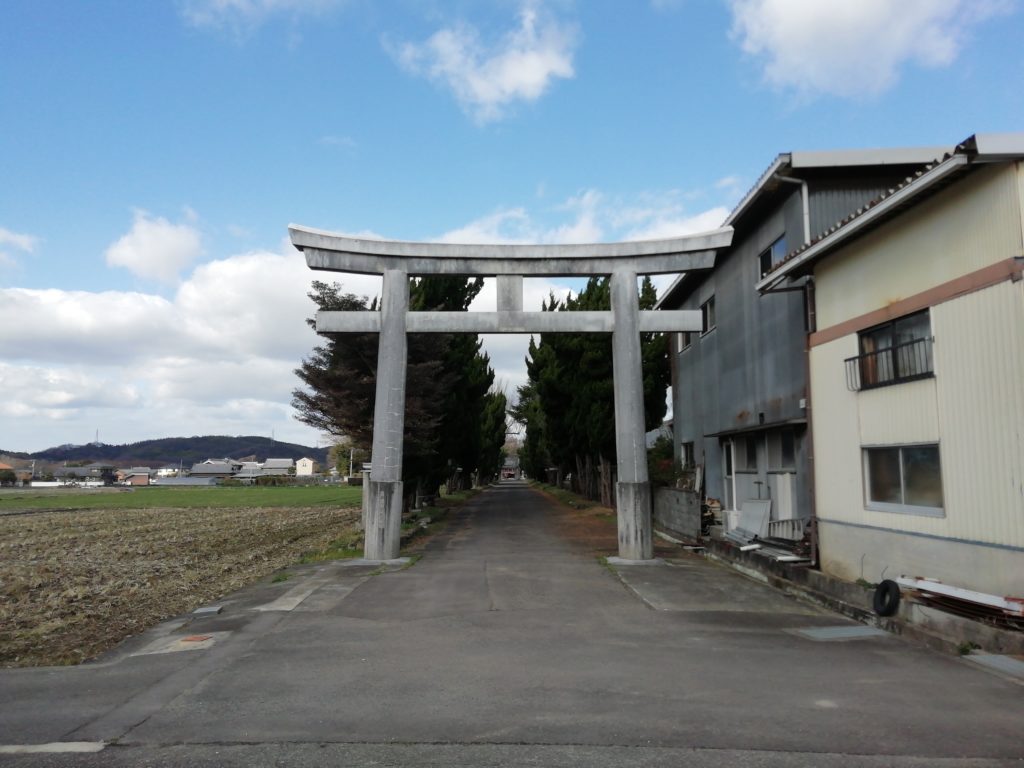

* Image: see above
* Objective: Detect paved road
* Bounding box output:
[2,480,1022,766]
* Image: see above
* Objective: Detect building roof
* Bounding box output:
[756,133,1024,292]
[0,462,13,471]
[655,141,953,309]
[190,461,236,474]
[263,458,294,469]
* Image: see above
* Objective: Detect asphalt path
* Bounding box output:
[1,480,1022,767]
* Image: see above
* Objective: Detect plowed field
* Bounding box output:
[0,501,360,667]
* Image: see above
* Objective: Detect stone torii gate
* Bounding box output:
[290,224,733,562]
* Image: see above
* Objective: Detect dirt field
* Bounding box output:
[0,501,361,667]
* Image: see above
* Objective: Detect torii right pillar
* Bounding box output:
[610,269,653,560]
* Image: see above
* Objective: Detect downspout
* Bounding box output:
[773,173,819,567]
[802,276,819,567]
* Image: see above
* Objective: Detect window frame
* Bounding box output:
[700,296,716,336]
[758,234,788,279]
[847,309,934,391]
[766,428,796,472]
[862,443,945,517]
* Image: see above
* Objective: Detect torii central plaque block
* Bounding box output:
[290,224,733,561]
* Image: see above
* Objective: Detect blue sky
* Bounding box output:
[2,0,1022,453]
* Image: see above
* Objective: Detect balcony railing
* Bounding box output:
[845,336,933,392]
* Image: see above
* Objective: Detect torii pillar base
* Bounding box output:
[616,481,653,561]
[364,479,403,561]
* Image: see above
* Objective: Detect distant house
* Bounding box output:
[53,464,113,484]
[154,476,219,487]
[117,467,153,486]
[295,457,319,476]
[262,458,294,477]
[0,461,19,486]
[155,464,181,478]
[188,460,241,479]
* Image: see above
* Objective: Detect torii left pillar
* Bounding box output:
[364,268,408,560]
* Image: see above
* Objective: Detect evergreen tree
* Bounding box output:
[517,276,669,504]
[293,276,504,498]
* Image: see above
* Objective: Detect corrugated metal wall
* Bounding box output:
[812,281,1024,548]
[808,183,903,239]
[932,280,1024,548]
[811,160,1024,551]
[815,164,1024,330]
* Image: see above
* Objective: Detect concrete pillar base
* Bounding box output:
[616,481,653,561]
[364,479,403,561]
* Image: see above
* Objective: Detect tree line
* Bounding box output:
[292,277,508,502]
[293,275,670,508]
[511,276,669,506]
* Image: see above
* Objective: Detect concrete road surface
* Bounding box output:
[1,480,1021,767]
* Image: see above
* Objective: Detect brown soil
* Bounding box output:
[0,505,359,667]
[542,491,681,559]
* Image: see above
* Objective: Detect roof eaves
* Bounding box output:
[755,153,970,292]
[723,153,790,228]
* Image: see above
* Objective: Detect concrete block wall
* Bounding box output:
[653,487,701,540]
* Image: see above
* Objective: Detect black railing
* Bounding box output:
[845,336,933,391]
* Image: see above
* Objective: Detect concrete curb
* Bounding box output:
[685,534,1024,657]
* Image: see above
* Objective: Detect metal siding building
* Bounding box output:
[800,154,1024,596]
[663,151,942,535]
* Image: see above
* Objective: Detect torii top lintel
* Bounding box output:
[289,224,733,277]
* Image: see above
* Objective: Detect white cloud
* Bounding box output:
[105,210,204,282]
[318,134,356,148]
[0,226,39,269]
[181,0,341,31]
[728,0,1011,98]
[0,241,386,450]
[394,2,578,123]
[549,190,603,244]
[623,206,730,241]
[0,227,38,253]
[0,187,729,450]
[437,209,535,244]
[0,363,139,419]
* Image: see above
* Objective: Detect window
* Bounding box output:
[845,310,933,390]
[732,436,757,472]
[701,296,716,335]
[675,331,692,353]
[758,234,788,278]
[723,440,735,509]
[682,441,695,469]
[863,444,944,515]
[767,428,796,471]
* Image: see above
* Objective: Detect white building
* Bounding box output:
[296,457,319,476]
[759,133,1024,597]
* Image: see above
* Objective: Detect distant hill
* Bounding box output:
[3,436,329,467]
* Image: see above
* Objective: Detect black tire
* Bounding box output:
[873,579,901,617]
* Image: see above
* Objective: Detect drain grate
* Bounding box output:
[788,625,889,642]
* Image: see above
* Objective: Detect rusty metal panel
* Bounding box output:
[814,164,1023,331]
